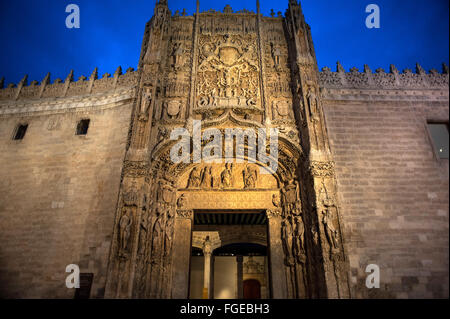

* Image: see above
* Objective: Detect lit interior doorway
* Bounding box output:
[188,210,270,299]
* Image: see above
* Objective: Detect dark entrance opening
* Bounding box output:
[243,279,261,299]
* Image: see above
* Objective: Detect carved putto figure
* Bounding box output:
[243,165,258,189]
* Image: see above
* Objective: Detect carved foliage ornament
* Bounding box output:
[309,161,335,177]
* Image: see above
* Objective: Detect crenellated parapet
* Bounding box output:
[0,66,139,102]
[319,62,449,90]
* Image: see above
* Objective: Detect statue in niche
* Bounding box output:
[243,165,258,189]
[220,163,234,188]
[271,43,282,67]
[172,43,184,68]
[139,86,153,120]
[151,208,164,261]
[200,166,213,188]
[293,214,305,257]
[138,210,150,255]
[164,216,174,257]
[282,217,294,265]
[306,86,320,121]
[119,208,132,256]
[322,199,339,250]
[187,167,202,188]
[281,179,300,213]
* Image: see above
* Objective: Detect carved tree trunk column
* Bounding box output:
[266,209,287,299]
[171,209,193,298]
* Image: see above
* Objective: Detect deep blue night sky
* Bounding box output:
[0,0,448,85]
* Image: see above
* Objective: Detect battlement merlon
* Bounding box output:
[0,67,139,102]
[319,62,449,90]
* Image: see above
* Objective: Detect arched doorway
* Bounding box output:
[189,216,269,299]
[243,279,261,299]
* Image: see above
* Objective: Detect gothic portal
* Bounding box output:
[103,0,351,299]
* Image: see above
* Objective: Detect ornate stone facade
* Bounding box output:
[0,0,447,299]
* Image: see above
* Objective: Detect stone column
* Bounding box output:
[202,236,212,299]
[266,209,287,298]
[236,255,244,299]
[171,209,193,298]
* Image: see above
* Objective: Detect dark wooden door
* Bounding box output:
[243,279,261,299]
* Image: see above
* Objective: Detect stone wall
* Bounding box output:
[0,80,135,298]
[320,65,449,298]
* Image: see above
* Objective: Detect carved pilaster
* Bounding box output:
[306,160,351,298]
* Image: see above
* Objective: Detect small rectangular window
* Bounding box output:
[13,124,28,140]
[76,119,90,135]
[427,122,449,159]
[74,273,94,299]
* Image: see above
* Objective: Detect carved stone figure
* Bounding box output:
[187,167,202,188]
[119,209,132,256]
[156,127,169,144]
[139,86,153,120]
[272,193,281,208]
[138,210,149,255]
[282,217,294,265]
[201,166,213,188]
[271,43,282,67]
[306,87,319,121]
[243,165,258,189]
[151,209,164,262]
[322,200,339,250]
[220,163,233,188]
[177,193,187,208]
[294,215,305,256]
[281,179,300,212]
[164,216,174,257]
[172,43,184,68]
